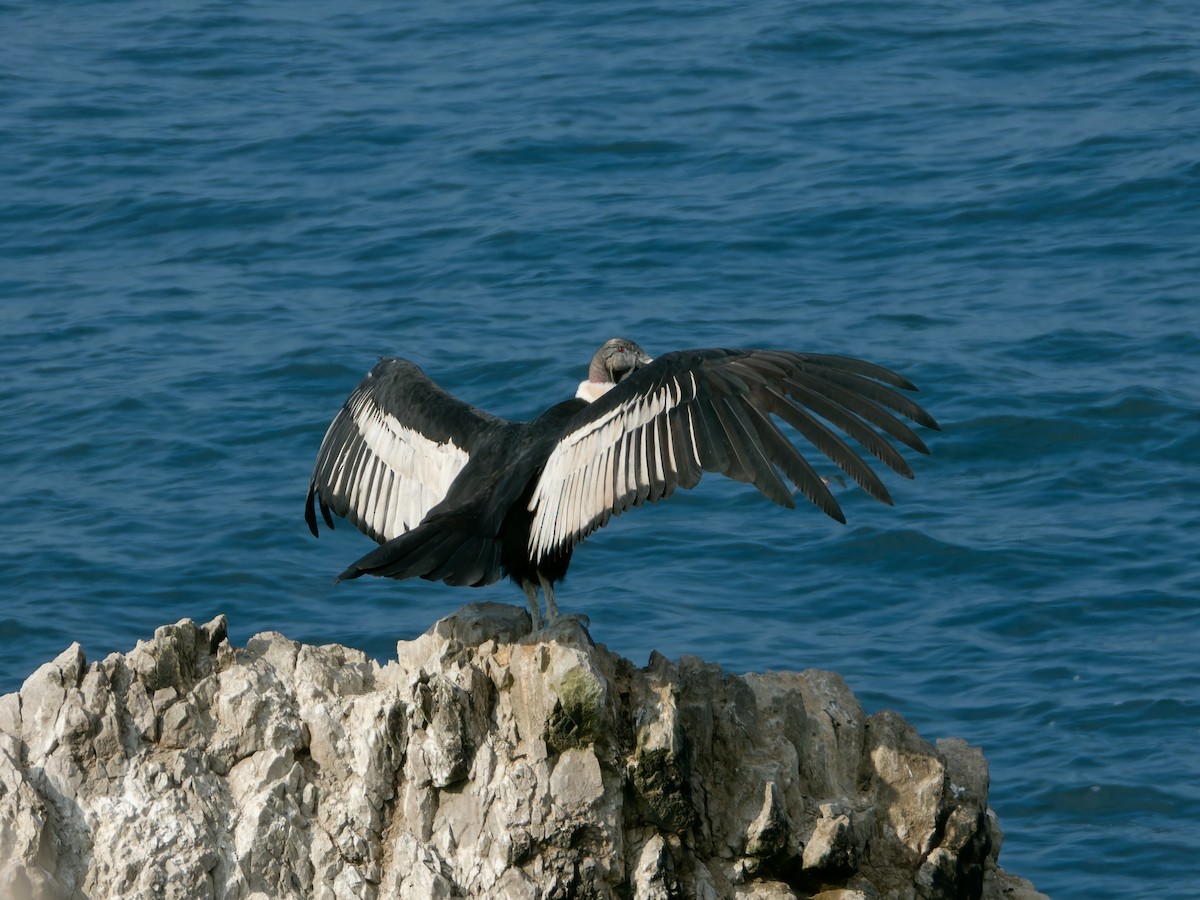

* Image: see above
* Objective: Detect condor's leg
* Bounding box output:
[540,575,589,628]
[539,574,560,624]
[521,579,543,630]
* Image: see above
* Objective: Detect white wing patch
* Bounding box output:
[328,391,470,541]
[528,374,694,561]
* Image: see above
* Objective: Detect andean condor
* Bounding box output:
[305,339,939,627]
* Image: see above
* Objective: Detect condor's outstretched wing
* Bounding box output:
[305,358,504,544]
[526,349,939,562]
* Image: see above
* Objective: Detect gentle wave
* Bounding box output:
[2,1,1198,896]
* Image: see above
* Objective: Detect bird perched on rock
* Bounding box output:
[306,338,939,628]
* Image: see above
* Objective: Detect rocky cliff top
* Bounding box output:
[0,603,1046,900]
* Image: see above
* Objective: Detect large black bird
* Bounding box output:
[306,339,939,627]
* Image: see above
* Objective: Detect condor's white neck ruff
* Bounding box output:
[575,380,615,402]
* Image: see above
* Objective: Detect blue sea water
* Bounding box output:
[2,0,1198,895]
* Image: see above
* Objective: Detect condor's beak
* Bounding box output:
[607,350,653,383]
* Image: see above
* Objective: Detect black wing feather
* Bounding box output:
[526,347,938,560]
[306,358,504,544]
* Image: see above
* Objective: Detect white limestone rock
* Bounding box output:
[0,605,1047,900]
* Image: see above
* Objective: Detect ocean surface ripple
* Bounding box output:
[2,2,1198,896]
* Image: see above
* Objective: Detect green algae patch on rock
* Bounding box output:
[545,664,607,753]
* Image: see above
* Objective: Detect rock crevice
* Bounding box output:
[0,603,1045,900]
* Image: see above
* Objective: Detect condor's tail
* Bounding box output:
[335,514,505,589]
